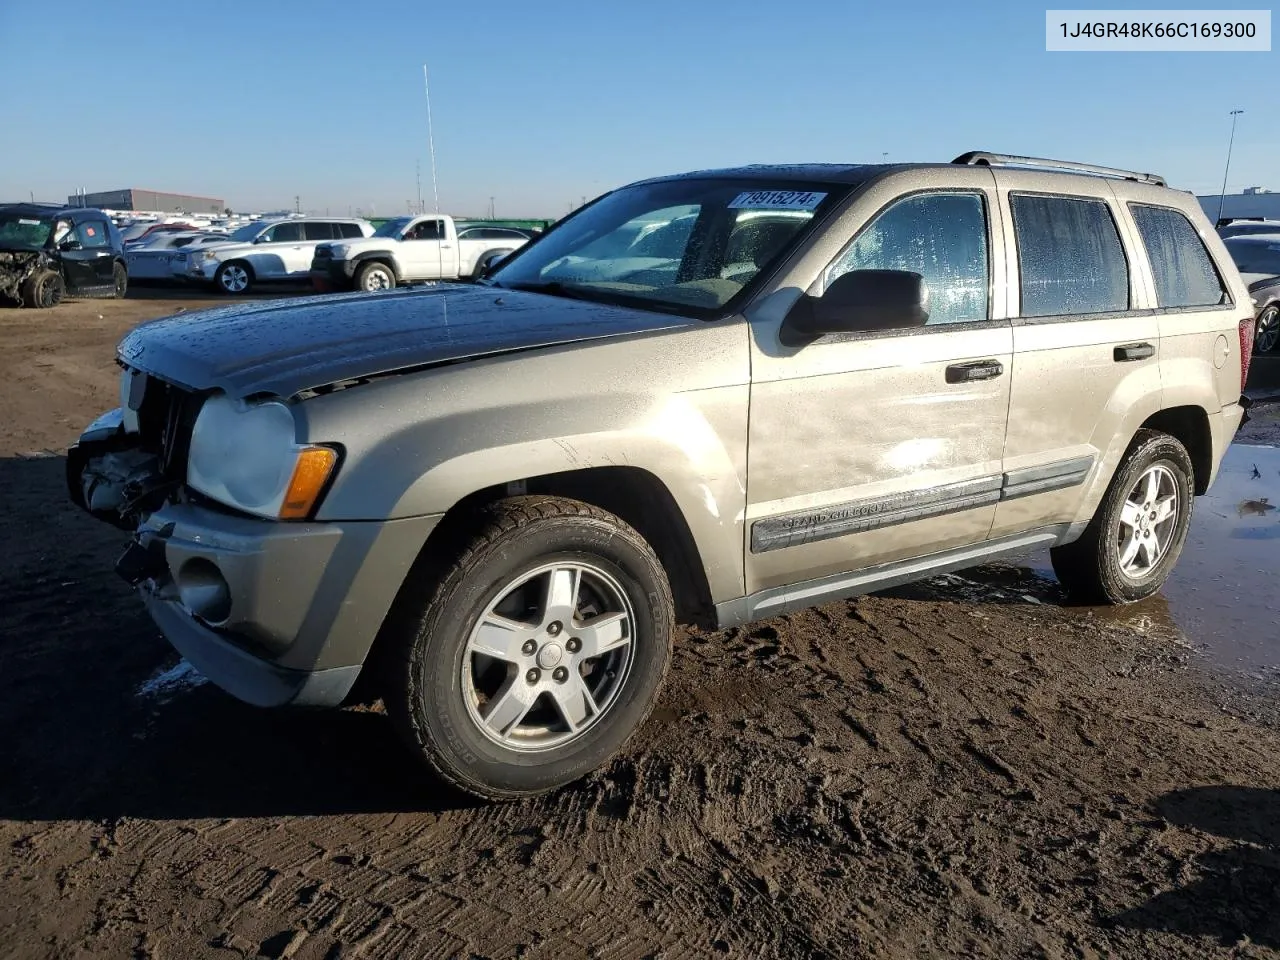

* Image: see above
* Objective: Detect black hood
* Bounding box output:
[117,284,692,399]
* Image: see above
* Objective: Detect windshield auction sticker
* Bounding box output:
[1047,10,1271,50]
[729,190,827,212]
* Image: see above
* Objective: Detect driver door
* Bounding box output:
[250,222,301,278]
[54,219,103,293]
[401,218,458,279]
[745,179,1014,601]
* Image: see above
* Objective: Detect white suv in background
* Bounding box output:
[175,217,374,294]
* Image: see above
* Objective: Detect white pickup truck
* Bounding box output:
[309,215,531,293]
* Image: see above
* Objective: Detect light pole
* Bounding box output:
[1217,109,1244,225]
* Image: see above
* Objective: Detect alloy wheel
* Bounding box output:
[1257,305,1279,354]
[1116,463,1179,579]
[460,561,635,752]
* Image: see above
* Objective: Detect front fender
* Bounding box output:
[296,324,750,604]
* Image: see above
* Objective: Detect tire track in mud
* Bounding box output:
[6,329,1280,960]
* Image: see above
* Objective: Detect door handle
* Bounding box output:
[1114,342,1155,362]
[945,359,1004,383]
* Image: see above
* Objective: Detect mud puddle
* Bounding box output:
[897,442,1280,679]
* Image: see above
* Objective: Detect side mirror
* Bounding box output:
[59,239,83,252]
[786,269,929,338]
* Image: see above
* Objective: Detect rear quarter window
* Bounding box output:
[1010,194,1129,317]
[1129,204,1226,308]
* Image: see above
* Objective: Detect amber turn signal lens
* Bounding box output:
[279,446,338,519]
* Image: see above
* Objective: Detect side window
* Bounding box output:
[826,192,989,326]
[1228,242,1280,275]
[405,220,443,241]
[304,222,335,241]
[1010,194,1129,317]
[1129,204,1226,308]
[264,222,302,243]
[76,220,110,249]
[337,223,363,239]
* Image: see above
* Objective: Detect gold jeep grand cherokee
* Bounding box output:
[69,152,1254,799]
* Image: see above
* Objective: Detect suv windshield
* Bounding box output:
[487,178,849,316]
[0,211,55,250]
[374,217,412,238]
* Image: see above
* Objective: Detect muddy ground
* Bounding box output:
[3,293,1280,960]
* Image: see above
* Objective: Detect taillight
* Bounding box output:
[1239,315,1255,393]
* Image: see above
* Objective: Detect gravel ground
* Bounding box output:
[3,293,1280,960]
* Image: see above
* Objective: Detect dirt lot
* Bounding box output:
[3,293,1280,959]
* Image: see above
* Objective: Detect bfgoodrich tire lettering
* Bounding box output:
[383,496,674,800]
[1050,429,1194,604]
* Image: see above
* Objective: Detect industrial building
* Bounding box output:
[67,188,225,214]
[1197,187,1280,225]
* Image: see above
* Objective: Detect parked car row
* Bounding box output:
[122,214,536,296]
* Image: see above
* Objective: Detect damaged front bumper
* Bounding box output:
[0,250,45,301]
[68,408,440,708]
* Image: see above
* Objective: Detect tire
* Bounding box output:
[20,270,65,309]
[1256,304,1279,355]
[383,495,674,801]
[1050,429,1195,605]
[112,262,128,299]
[356,261,396,292]
[214,260,253,295]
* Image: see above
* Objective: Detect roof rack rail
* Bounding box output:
[951,151,1166,187]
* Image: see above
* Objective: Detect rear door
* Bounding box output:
[989,173,1161,540]
[745,173,1015,602]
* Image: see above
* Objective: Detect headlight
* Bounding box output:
[328,244,350,259]
[186,395,338,520]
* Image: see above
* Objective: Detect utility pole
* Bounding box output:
[1217,109,1245,225]
[294,195,301,214]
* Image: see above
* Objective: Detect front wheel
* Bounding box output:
[112,262,128,299]
[1256,304,1279,355]
[21,270,65,309]
[356,261,396,292]
[214,261,252,295]
[1051,429,1194,604]
[383,496,674,801]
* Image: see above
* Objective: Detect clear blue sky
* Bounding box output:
[0,0,1274,218]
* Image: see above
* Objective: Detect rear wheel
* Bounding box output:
[1256,304,1279,354]
[112,262,128,299]
[1050,429,1194,604]
[20,270,65,309]
[215,261,252,295]
[382,496,674,801]
[356,261,396,292]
